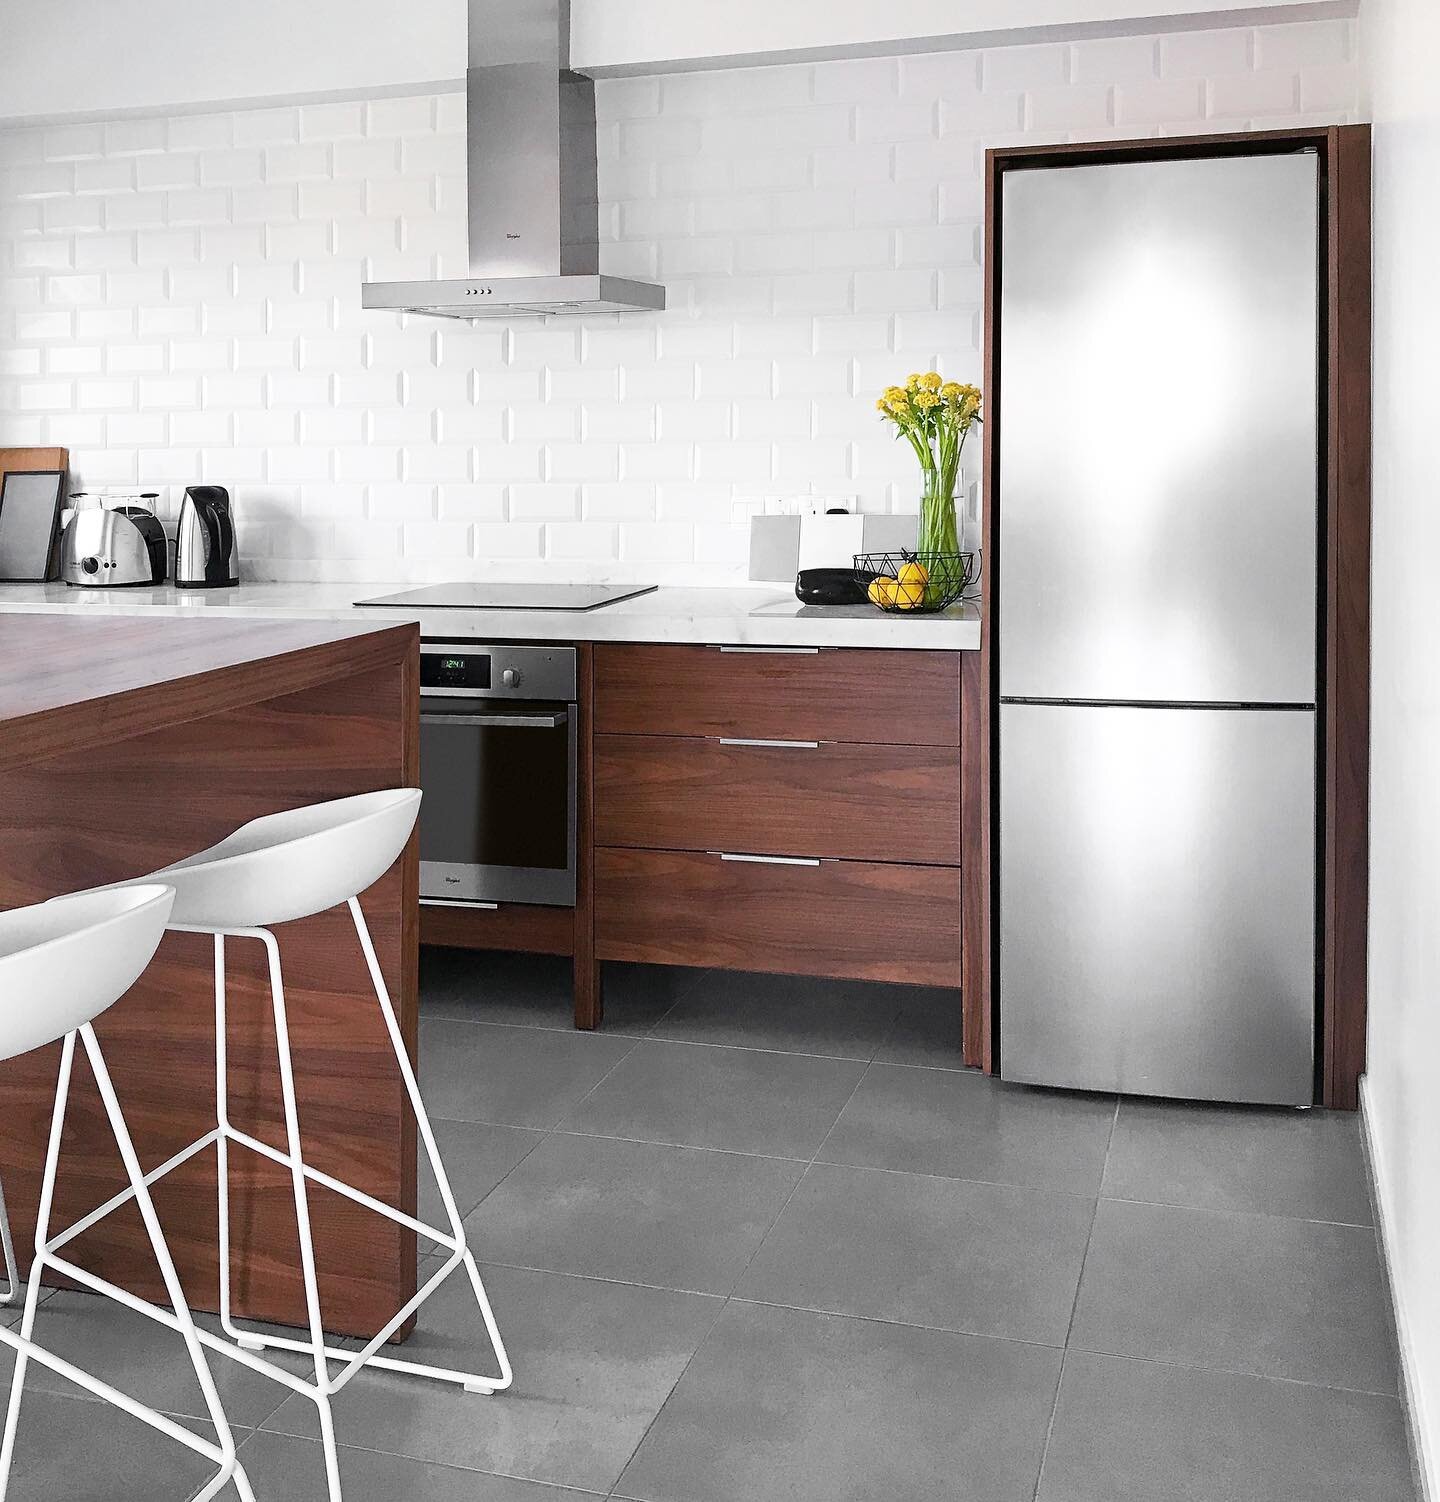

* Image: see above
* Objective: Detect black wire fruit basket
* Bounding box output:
[855,550,979,613]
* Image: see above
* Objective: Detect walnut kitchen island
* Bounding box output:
[0,612,419,1338]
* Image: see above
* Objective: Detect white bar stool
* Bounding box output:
[0,884,252,1502]
[93,789,510,1502]
[0,1180,17,1309]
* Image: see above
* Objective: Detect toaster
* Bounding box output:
[60,506,168,587]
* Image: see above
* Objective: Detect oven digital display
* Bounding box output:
[421,653,491,689]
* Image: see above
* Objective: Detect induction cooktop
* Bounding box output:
[357,582,658,611]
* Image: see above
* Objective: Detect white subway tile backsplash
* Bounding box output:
[1300,63,1360,113]
[1160,29,1252,76]
[0,30,1358,581]
[135,153,199,190]
[1070,36,1160,82]
[1026,82,1113,131]
[103,119,167,156]
[44,199,103,233]
[813,58,900,105]
[547,521,618,559]
[855,101,938,144]
[982,44,1068,92]
[73,160,134,196]
[1255,18,1353,68]
[1115,78,1206,127]
[365,97,434,137]
[300,102,365,141]
[168,114,233,153]
[233,107,300,147]
[1206,69,1298,119]
[438,483,506,521]
[471,521,543,558]
[45,125,106,162]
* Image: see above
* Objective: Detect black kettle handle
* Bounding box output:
[186,486,232,574]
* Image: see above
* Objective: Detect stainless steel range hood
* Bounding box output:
[361,0,664,321]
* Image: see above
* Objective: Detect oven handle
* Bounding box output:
[420,709,569,729]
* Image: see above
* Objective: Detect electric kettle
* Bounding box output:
[175,485,239,589]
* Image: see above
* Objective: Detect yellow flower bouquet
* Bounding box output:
[876,372,982,556]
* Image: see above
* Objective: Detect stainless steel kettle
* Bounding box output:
[175,485,239,589]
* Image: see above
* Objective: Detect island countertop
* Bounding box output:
[0,612,417,769]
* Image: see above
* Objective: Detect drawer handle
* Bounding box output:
[717,737,820,750]
[712,852,823,867]
[420,898,500,909]
[717,645,821,655]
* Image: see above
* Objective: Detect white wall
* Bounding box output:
[0,0,1354,122]
[0,19,1360,583]
[1362,0,1440,1493]
[574,0,1358,72]
[0,0,468,124]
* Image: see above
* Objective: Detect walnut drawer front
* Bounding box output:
[594,733,961,866]
[594,847,961,987]
[594,644,961,747]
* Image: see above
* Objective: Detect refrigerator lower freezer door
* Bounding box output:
[999,702,1316,1105]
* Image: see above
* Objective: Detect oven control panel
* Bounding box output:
[421,652,491,690]
[419,642,577,701]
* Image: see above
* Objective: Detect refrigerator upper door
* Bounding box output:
[998,702,1317,1105]
[998,153,1319,705]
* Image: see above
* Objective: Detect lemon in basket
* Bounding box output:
[892,560,929,610]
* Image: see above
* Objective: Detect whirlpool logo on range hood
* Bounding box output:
[361,0,665,322]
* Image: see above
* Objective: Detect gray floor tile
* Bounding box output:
[0,1283,50,1329]
[650,969,905,1060]
[6,1288,301,1428]
[818,1063,1117,1194]
[465,1133,804,1294]
[873,989,969,1069]
[419,1119,545,1251]
[0,1377,227,1502]
[419,1017,636,1129]
[1071,1199,1399,1393]
[224,1429,606,1499]
[261,1262,722,1494]
[1103,1098,1374,1224]
[1037,1349,1417,1502]
[617,1301,1061,1502]
[421,948,691,1035]
[734,1162,1094,1345]
[557,1039,866,1158]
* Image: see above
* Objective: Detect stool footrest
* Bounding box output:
[43,1121,504,1399]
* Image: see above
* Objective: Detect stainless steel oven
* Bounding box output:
[418,641,577,908]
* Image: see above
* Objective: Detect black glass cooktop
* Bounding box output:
[357,582,658,611]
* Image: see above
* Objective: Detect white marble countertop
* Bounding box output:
[0,581,981,651]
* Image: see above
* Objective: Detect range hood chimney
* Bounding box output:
[362,0,664,320]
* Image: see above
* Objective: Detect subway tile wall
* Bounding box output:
[0,20,1359,582]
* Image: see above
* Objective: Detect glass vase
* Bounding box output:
[918,474,959,556]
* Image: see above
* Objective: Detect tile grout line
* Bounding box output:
[600,1040,886,1499]
[1030,1095,1119,1502]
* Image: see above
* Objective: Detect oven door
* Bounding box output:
[418,698,577,907]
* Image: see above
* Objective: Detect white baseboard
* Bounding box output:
[1360,1074,1438,1502]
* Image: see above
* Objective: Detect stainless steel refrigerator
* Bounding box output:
[996,149,1321,1106]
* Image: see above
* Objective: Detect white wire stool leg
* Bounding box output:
[0,1027,254,1502]
[0,1176,17,1309]
[197,904,511,1501]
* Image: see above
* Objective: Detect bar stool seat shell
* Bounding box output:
[0,886,176,1061]
[151,789,420,929]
